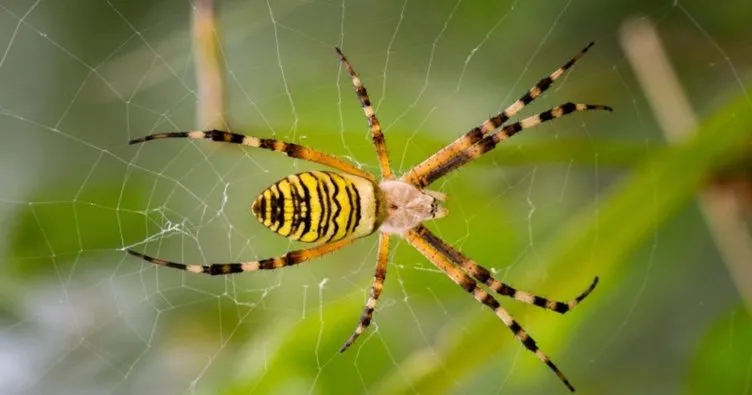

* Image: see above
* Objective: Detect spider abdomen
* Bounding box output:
[251,171,382,243]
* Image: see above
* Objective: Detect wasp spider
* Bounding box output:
[128,42,611,392]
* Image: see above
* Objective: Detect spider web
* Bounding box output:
[1,0,750,394]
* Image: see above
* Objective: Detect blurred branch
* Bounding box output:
[193,0,226,129]
[373,59,752,395]
[620,17,752,313]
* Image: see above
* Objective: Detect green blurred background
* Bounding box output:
[1,0,751,394]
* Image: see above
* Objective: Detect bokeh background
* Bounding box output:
[1,1,751,394]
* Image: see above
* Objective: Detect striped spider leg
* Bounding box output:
[405,225,580,392]
[339,232,390,352]
[416,222,598,314]
[402,42,612,188]
[127,238,355,275]
[335,47,397,351]
[129,129,375,181]
[412,101,612,188]
[336,47,394,179]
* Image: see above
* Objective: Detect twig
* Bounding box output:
[193,0,226,129]
[620,17,752,312]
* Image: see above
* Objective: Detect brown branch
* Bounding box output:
[620,17,752,312]
[193,0,226,129]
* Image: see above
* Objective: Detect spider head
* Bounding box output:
[378,180,448,234]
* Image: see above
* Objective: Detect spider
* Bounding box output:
[127,42,611,392]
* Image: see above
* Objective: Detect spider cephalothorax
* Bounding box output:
[127,43,610,392]
[377,179,448,234]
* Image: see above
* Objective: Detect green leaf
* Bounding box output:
[374,88,752,393]
[6,180,148,278]
[218,293,366,395]
[487,138,657,168]
[688,304,752,394]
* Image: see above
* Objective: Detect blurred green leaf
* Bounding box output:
[373,87,752,393]
[7,180,148,277]
[688,304,752,394]
[219,294,365,395]
[489,138,657,168]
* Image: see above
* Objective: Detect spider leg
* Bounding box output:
[335,48,394,179]
[402,42,597,188]
[416,102,612,188]
[126,238,355,275]
[404,224,575,392]
[339,232,390,352]
[415,227,597,314]
[129,129,374,181]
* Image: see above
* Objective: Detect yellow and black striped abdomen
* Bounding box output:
[251,171,382,243]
